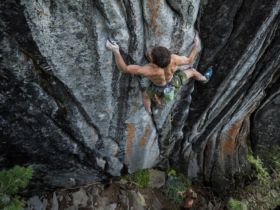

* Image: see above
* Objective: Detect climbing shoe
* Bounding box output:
[203,67,213,83]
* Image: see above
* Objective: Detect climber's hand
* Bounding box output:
[194,30,199,46]
[177,191,184,197]
[106,40,119,53]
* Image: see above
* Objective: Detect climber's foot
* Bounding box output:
[145,109,152,115]
[203,67,213,83]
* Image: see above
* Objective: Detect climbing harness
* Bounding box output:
[185,1,194,29]
[151,77,176,104]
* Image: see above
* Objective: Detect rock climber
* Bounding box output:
[178,189,197,210]
[106,31,212,114]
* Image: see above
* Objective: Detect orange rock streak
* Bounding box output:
[126,124,137,162]
[139,122,152,147]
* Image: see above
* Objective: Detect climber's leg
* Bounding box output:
[142,91,151,114]
[183,68,207,82]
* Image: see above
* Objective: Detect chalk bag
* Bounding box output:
[164,87,175,101]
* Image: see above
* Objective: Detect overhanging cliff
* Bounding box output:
[0,0,280,197]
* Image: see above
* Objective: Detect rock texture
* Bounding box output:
[22,178,169,210]
[251,81,280,150]
[1,0,280,197]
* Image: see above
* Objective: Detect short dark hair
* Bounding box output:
[151,46,171,68]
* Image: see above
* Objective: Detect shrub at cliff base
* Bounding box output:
[228,198,247,210]
[233,148,280,209]
[163,170,192,206]
[122,168,150,188]
[0,165,33,210]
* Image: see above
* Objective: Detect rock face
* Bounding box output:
[251,81,280,150]
[0,0,280,197]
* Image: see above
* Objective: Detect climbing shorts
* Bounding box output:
[145,71,188,98]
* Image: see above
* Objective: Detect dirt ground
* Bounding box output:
[102,179,226,210]
[24,178,226,210]
[103,181,182,210]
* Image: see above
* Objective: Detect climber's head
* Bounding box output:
[150,46,171,68]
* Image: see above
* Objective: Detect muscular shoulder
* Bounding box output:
[138,63,156,76]
[171,54,191,66]
[170,54,180,65]
[170,54,178,66]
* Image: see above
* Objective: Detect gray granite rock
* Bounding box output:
[0,0,280,198]
[152,197,164,210]
[129,191,144,210]
[207,202,214,210]
[72,188,89,207]
[65,193,72,202]
[87,186,100,197]
[27,196,43,210]
[42,198,48,210]
[64,207,77,210]
[119,194,129,207]
[120,190,127,196]
[92,195,109,209]
[149,169,165,189]
[172,0,280,198]
[104,203,117,210]
[136,191,146,206]
[119,179,128,185]
[251,82,280,154]
[57,195,63,202]
[51,193,59,210]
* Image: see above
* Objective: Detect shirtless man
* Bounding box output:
[178,189,197,209]
[106,32,212,114]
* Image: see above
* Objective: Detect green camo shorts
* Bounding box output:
[146,71,188,98]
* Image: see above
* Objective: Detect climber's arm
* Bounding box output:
[186,31,199,63]
[172,54,191,65]
[113,51,142,74]
[173,31,199,65]
[178,191,187,196]
[178,191,186,206]
[106,40,143,74]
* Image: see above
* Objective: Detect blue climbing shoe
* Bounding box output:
[204,67,213,83]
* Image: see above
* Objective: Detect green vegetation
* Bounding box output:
[163,178,185,205]
[228,198,247,210]
[0,165,33,210]
[256,145,280,169]
[162,171,191,206]
[247,154,269,186]
[233,148,280,209]
[167,169,176,177]
[134,169,150,188]
[122,173,132,182]
[256,145,280,186]
[122,168,150,188]
[247,146,280,188]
